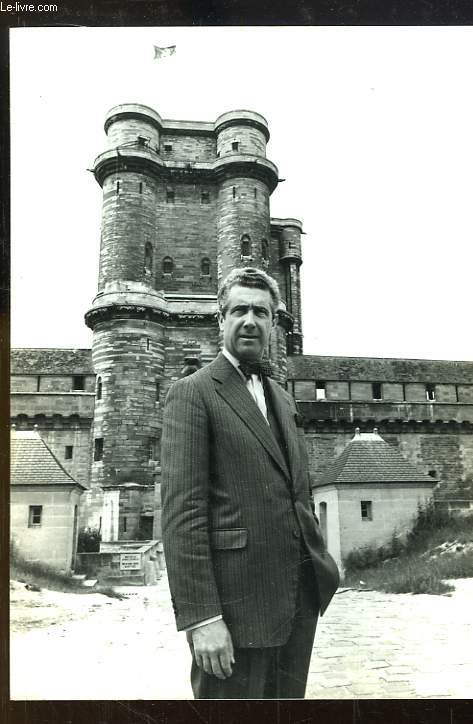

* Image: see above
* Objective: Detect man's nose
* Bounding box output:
[242,310,256,327]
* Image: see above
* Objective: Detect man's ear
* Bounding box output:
[217,310,224,331]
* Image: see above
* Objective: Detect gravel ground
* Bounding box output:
[9,575,473,700]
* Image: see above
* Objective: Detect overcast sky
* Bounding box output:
[10,26,473,360]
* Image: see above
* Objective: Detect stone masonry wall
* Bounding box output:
[155,180,218,294]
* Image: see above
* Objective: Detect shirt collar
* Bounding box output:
[222,348,246,380]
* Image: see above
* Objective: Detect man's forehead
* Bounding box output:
[227,284,272,307]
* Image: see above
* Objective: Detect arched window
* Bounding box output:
[144,242,153,275]
[241,235,251,257]
[201,257,211,276]
[96,376,102,401]
[162,256,174,275]
[261,239,269,261]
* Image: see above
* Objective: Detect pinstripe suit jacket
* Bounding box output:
[161,353,339,648]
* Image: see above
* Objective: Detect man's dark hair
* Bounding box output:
[217,267,281,316]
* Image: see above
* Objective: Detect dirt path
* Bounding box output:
[10,576,473,700]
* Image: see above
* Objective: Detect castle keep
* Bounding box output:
[11,103,473,550]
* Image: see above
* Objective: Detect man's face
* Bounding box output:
[218,284,275,361]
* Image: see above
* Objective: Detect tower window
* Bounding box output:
[254,188,257,198]
[137,135,150,147]
[28,505,42,527]
[116,181,120,194]
[361,501,373,521]
[96,377,102,401]
[232,141,239,151]
[163,144,172,153]
[94,437,104,462]
[372,383,382,400]
[156,380,161,402]
[36,376,41,392]
[166,189,175,203]
[201,257,211,276]
[162,256,174,275]
[65,445,74,460]
[148,436,160,461]
[139,182,143,194]
[144,242,153,275]
[426,384,436,401]
[120,516,127,533]
[72,376,85,391]
[261,239,269,261]
[316,382,326,400]
[146,338,151,351]
[241,235,251,257]
[232,186,236,199]
[201,191,210,204]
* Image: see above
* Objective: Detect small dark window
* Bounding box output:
[156,380,160,402]
[65,445,73,460]
[146,338,151,351]
[148,436,160,461]
[144,242,153,275]
[28,505,42,527]
[116,181,120,194]
[201,191,210,204]
[201,257,211,276]
[428,469,437,478]
[232,141,239,151]
[166,189,175,203]
[36,376,41,392]
[361,501,373,521]
[261,239,269,261]
[94,437,104,462]
[137,135,149,147]
[72,376,85,391]
[163,144,172,153]
[139,182,143,194]
[254,188,257,198]
[232,186,236,199]
[316,382,326,400]
[426,384,436,401]
[241,235,251,257]
[372,383,382,400]
[162,257,174,275]
[96,377,102,401]
[120,516,127,533]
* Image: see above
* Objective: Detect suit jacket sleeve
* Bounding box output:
[160,376,223,630]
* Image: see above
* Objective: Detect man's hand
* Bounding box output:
[189,619,235,679]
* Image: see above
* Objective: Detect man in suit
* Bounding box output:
[161,267,339,699]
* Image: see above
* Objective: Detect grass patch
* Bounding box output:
[10,544,123,599]
[343,502,473,596]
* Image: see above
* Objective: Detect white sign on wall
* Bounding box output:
[120,553,141,570]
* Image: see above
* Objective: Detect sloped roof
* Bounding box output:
[317,429,437,486]
[11,348,93,375]
[287,355,473,384]
[10,430,86,488]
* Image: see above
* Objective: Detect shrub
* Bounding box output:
[77,527,101,553]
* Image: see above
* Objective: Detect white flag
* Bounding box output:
[154,45,176,60]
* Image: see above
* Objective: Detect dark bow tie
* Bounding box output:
[239,359,273,379]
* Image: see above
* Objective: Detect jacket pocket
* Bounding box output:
[210,528,248,550]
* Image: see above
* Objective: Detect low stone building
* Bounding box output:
[10,429,86,573]
[312,429,438,574]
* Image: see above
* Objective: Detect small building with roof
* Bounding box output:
[313,428,438,573]
[10,428,86,572]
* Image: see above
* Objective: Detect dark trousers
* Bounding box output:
[190,556,319,699]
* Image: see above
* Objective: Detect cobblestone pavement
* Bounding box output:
[10,575,473,700]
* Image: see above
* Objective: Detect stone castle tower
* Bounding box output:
[83,103,304,541]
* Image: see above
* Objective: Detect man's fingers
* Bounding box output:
[209,653,226,680]
[219,652,233,678]
[200,654,213,676]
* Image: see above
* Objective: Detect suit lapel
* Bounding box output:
[210,354,290,480]
[265,378,301,487]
